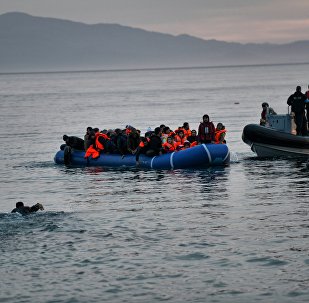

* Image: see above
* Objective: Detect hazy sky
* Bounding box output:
[1,0,309,43]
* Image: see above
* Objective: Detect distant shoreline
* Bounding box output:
[1,61,309,76]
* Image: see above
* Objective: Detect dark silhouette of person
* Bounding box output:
[11,202,44,215]
[287,86,307,136]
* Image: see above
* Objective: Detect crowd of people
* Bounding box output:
[62,114,227,162]
[259,85,309,136]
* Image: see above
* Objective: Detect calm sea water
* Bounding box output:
[0,64,308,303]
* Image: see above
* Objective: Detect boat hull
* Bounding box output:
[242,124,309,158]
[54,144,230,169]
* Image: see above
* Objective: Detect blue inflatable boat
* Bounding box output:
[54,144,230,169]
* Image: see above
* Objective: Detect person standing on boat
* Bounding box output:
[287,86,307,136]
[305,85,309,130]
[198,114,215,143]
[260,102,276,126]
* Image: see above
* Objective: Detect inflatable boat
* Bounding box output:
[242,114,309,158]
[54,144,230,169]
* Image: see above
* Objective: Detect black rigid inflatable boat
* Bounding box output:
[242,114,309,158]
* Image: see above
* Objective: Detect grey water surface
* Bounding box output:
[0,64,308,303]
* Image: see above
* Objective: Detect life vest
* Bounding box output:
[174,135,187,145]
[183,129,191,137]
[84,145,100,159]
[139,140,148,148]
[190,141,198,147]
[162,142,177,152]
[95,133,109,150]
[84,133,109,159]
[214,129,227,144]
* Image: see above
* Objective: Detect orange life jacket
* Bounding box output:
[95,133,109,150]
[84,145,100,159]
[183,129,191,137]
[214,129,227,144]
[162,142,177,152]
[174,135,187,145]
[190,141,198,147]
[84,133,109,159]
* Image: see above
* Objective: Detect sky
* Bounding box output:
[1,0,309,44]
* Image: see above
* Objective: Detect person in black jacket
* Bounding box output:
[287,86,307,135]
[63,134,85,150]
[12,202,44,215]
[146,127,163,157]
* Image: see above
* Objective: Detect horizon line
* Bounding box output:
[1,62,309,77]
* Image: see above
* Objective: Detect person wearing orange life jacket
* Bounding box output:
[214,123,227,144]
[174,129,187,146]
[179,140,191,150]
[187,129,198,146]
[135,137,150,164]
[182,122,192,137]
[161,126,172,144]
[162,136,178,153]
[84,131,110,159]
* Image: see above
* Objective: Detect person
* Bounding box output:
[161,126,171,144]
[287,86,307,135]
[306,85,309,129]
[113,128,128,156]
[12,201,44,215]
[174,129,187,145]
[214,123,227,144]
[146,127,163,156]
[260,102,277,126]
[63,134,85,150]
[84,127,93,150]
[162,136,177,153]
[135,137,150,164]
[177,140,191,150]
[127,127,140,155]
[84,130,110,159]
[198,114,215,143]
[182,122,191,137]
[187,129,198,146]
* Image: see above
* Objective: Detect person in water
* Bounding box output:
[287,86,307,136]
[12,202,44,215]
[198,114,215,143]
[260,102,276,126]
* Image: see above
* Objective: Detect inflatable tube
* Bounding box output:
[54,144,230,169]
[242,124,309,157]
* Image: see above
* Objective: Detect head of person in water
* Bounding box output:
[16,201,24,208]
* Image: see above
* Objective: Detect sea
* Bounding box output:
[0,64,308,303]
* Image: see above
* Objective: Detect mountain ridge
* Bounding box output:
[1,12,309,72]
